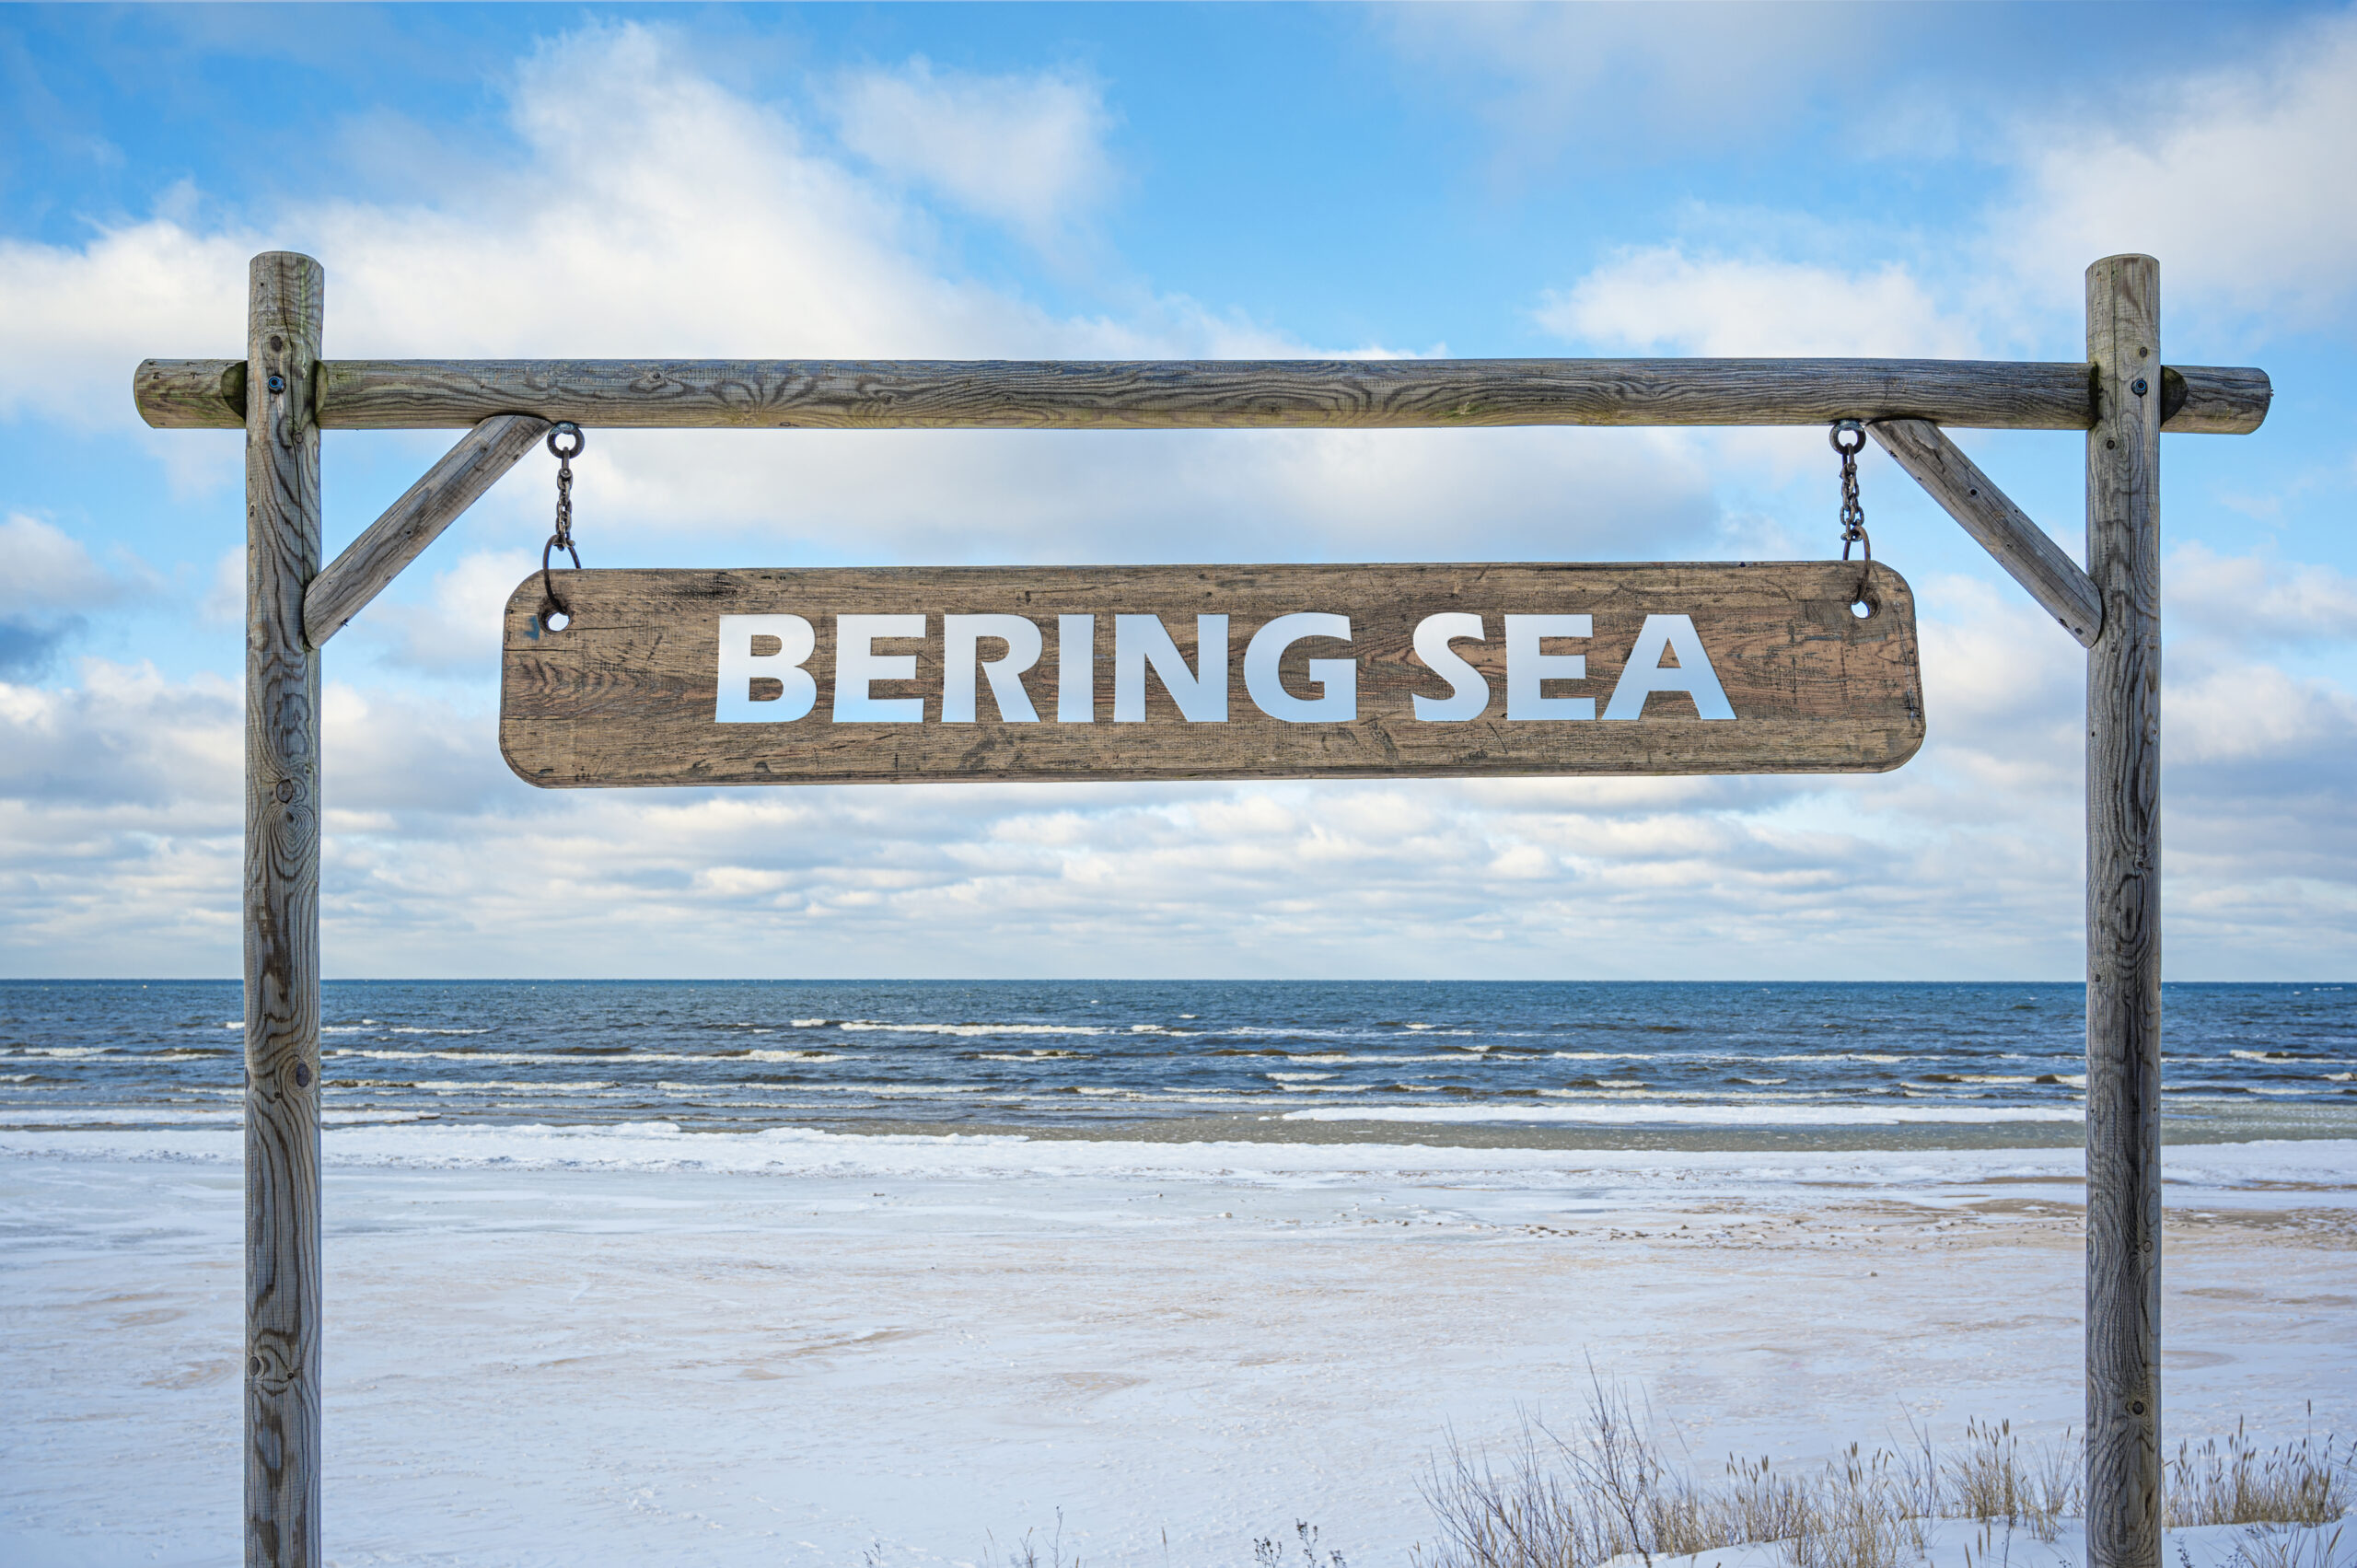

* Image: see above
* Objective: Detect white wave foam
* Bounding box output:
[1758,1053,1914,1064]
[6,1120,2343,1199]
[321,1049,840,1065]
[835,1022,1109,1038]
[0,1108,430,1128]
[1283,1104,2085,1127]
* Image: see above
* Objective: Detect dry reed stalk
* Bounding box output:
[1411,1384,2351,1568]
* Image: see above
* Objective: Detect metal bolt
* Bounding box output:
[2131,377,2148,397]
[275,778,296,804]
[2131,1400,2147,1415]
[266,373,286,394]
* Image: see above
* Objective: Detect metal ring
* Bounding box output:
[1829,420,1866,455]
[546,422,585,459]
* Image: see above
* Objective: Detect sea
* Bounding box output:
[4,980,2352,1150]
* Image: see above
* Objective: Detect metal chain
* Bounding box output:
[540,422,585,615]
[1831,420,1869,561]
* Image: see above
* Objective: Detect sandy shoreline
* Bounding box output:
[4,1129,2351,1567]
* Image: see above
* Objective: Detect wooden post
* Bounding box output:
[244,251,325,1568]
[2084,253,2164,1568]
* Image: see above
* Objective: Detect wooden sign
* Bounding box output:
[500,561,1923,786]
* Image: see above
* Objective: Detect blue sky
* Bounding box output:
[3,2,2353,979]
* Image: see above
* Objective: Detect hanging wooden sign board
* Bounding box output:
[500,559,1923,786]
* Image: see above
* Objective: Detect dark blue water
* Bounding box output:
[3,981,2352,1144]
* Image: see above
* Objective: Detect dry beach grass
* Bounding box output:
[1409,1380,2353,1568]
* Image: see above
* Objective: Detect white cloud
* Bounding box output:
[344,548,537,675]
[7,561,2355,979]
[0,515,129,615]
[2167,542,2357,646]
[0,659,239,811]
[0,218,254,428]
[2000,10,2357,326]
[1,22,1599,573]
[833,59,1115,243]
[2,21,2352,981]
[197,547,243,630]
[1382,5,1857,162]
[1538,249,1983,358]
[0,515,156,676]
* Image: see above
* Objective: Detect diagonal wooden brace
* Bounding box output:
[1869,417,2102,647]
[303,412,550,649]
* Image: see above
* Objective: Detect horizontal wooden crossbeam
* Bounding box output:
[134,357,2271,434]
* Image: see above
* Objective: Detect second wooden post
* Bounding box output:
[2084,252,2165,1568]
[244,250,326,1568]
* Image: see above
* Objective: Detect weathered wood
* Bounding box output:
[133,356,2272,435]
[1870,418,2103,646]
[304,413,549,648]
[2084,255,2165,1568]
[500,561,1924,786]
[243,252,324,1568]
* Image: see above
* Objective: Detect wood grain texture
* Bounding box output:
[2084,255,2165,1568]
[501,561,1924,786]
[133,356,2272,434]
[1869,418,2103,646]
[243,253,324,1568]
[304,413,549,648]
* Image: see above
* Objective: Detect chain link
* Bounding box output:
[540,423,585,617]
[1831,420,1869,561]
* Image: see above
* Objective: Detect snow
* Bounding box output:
[3,1125,2351,1567]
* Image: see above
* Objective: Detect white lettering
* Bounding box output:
[1113,614,1228,722]
[1244,612,1355,723]
[832,614,926,723]
[714,615,817,723]
[1602,613,1736,720]
[1411,612,1488,722]
[1504,614,1593,721]
[1058,613,1095,723]
[942,614,1041,723]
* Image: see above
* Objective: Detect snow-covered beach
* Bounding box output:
[6,1123,2351,1567]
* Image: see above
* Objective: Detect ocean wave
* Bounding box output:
[1283,1104,2085,1127]
[9,1118,2351,1200]
[1757,1053,1915,1064]
[834,1021,1109,1038]
[2231,1050,2357,1066]
[321,1049,840,1066]
[0,1108,431,1128]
